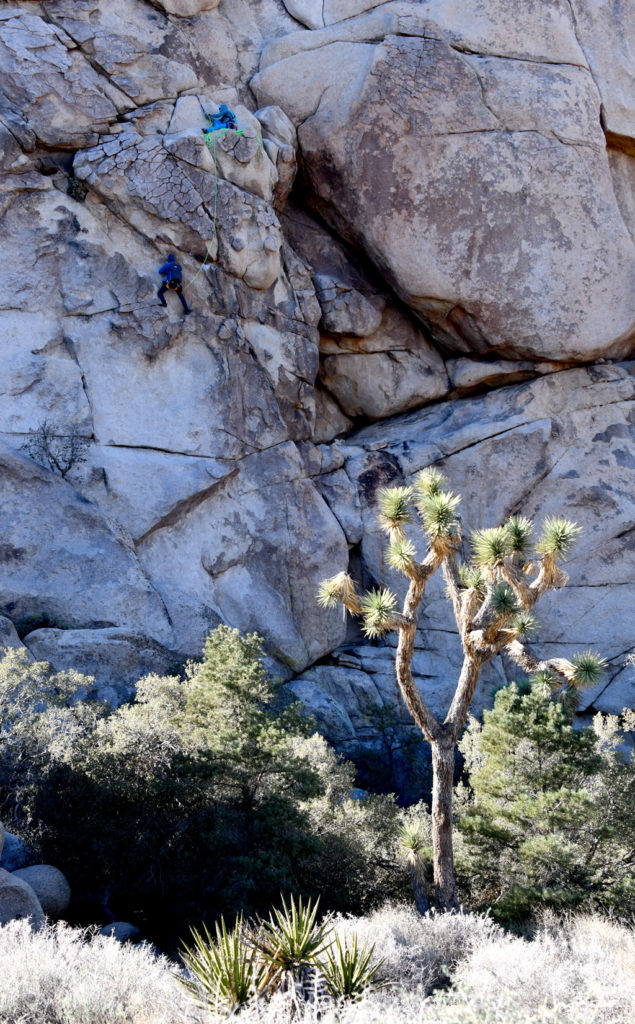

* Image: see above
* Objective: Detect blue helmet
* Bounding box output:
[167,253,175,262]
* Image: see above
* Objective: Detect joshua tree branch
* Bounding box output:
[506,638,574,687]
[499,561,535,608]
[444,654,483,741]
[395,575,443,744]
[442,554,463,627]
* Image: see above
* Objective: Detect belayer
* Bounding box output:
[157,254,191,314]
[203,103,238,135]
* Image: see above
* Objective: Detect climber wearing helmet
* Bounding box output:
[203,103,238,135]
[157,254,191,315]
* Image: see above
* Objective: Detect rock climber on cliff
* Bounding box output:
[157,254,191,315]
[202,103,238,136]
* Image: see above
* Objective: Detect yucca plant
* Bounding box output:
[414,466,446,498]
[571,649,607,687]
[320,934,386,1002]
[490,581,520,618]
[319,466,605,912]
[458,563,487,596]
[388,536,417,574]
[416,490,461,547]
[377,485,413,538]
[471,526,512,566]
[251,894,334,999]
[179,916,265,1012]
[511,610,539,639]
[399,820,430,915]
[504,515,533,557]
[537,517,582,559]
[360,587,398,638]
[317,572,362,616]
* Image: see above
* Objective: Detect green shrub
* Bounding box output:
[457,680,635,921]
[0,628,405,943]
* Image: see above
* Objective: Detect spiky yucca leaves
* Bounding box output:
[399,820,427,856]
[505,515,533,556]
[320,934,386,1001]
[387,536,417,575]
[471,526,512,566]
[252,895,333,994]
[179,916,266,1011]
[317,572,362,615]
[490,582,520,618]
[529,654,604,711]
[537,517,582,559]
[377,486,413,538]
[399,820,430,916]
[459,564,487,596]
[360,588,397,638]
[416,490,461,551]
[570,649,607,688]
[413,466,446,499]
[511,610,539,639]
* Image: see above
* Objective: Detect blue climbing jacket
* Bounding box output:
[204,104,238,134]
[159,256,182,283]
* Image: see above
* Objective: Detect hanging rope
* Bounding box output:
[183,98,264,291]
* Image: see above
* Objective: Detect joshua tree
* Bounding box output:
[318,468,605,911]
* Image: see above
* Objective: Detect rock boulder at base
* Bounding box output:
[12,866,71,920]
[0,868,44,929]
[0,833,37,873]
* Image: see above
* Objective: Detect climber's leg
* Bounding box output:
[157,282,168,307]
[175,284,191,315]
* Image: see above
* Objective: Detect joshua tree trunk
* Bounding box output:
[431,738,459,911]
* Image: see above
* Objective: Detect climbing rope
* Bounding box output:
[184,101,264,291]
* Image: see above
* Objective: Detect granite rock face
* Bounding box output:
[0,0,632,750]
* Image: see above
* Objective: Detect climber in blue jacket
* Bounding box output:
[202,103,238,136]
[157,254,191,314]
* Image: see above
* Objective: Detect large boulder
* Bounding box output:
[282,203,450,419]
[0,868,44,929]
[41,0,197,107]
[253,6,635,362]
[100,921,142,942]
[0,833,37,874]
[570,0,635,142]
[12,866,71,920]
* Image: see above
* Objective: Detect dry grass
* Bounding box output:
[0,920,204,1024]
[0,908,632,1024]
